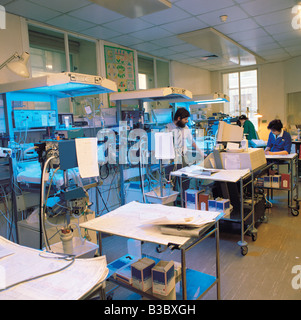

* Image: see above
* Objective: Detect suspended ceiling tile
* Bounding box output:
[130,42,162,52]
[228,28,269,42]
[285,44,301,54]
[109,34,144,47]
[240,0,296,16]
[147,47,178,58]
[277,37,301,47]
[175,0,235,15]
[88,0,172,19]
[149,36,186,47]
[5,0,61,21]
[253,8,293,27]
[244,41,281,53]
[81,25,122,39]
[184,48,215,58]
[29,0,91,13]
[215,18,260,35]
[160,17,208,34]
[272,30,301,42]
[197,5,249,26]
[129,26,173,41]
[46,14,96,32]
[140,4,190,24]
[168,43,199,53]
[102,17,153,33]
[264,22,297,35]
[257,47,288,57]
[167,52,191,60]
[68,3,124,24]
[176,57,200,64]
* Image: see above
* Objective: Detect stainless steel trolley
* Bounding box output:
[80,202,223,300]
[265,153,300,216]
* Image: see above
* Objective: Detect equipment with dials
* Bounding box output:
[35,139,101,251]
[13,110,57,129]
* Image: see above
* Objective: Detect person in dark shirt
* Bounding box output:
[238,115,258,141]
[264,119,292,155]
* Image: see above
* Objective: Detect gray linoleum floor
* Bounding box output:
[99,188,301,300]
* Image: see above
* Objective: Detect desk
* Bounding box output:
[170,165,269,256]
[265,153,299,216]
[80,201,224,300]
[0,236,108,300]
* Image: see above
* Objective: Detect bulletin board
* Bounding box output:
[104,45,136,98]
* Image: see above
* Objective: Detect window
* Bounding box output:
[28,24,98,116]
[138,55,170,117]
[223,70,258,129]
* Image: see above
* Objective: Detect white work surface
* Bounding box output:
[0,236,108,300]
[170,165,251,183]
[265,153,297,160]
[80,201,222,247]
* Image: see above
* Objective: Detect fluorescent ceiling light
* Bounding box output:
[178,27,265,67]
[89,0,172,18]
[194,92,230,104]
[110,87,192,104]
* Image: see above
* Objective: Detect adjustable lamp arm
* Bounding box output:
[0,52,19,70]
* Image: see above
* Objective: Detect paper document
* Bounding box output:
[145,210,221,227]
[155,132,175,160]
[0,236,108,300]
[75,138,99,178]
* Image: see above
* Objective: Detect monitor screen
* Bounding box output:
[216,121,244,143]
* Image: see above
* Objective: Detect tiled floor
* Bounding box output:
[100,188,301,300]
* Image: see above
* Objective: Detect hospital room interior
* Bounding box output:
[0,0,301,302]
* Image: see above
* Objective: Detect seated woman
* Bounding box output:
[238,114,258,141]
[264,119,292,155]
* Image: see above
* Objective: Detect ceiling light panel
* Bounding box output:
[178,27,264,67]
[88,0,172,19]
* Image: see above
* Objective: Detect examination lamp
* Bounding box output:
[0,52,30,78]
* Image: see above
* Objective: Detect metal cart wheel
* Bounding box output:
[241,246,248,256]
[291,208,299,216]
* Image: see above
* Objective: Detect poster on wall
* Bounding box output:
[104,45,136,106]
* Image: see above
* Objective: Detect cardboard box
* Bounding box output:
[221,148,266,171]
[185,189,210,210]
[185,189,201,210]
[216,199,230,216]
[131,257,156,292]
[281,173,290,189]
[271,175,281,188]
[256,177,264,187]
[199,193,209,211]
[208,199,216,211]
[115,264,134,285]
[152,260,175,296]
[264,175,272,188]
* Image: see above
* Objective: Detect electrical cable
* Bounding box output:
[0,254,75,292]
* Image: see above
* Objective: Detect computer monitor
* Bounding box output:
[216,121,244,143]
[58,113,74,127]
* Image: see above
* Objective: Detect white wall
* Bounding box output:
[170,61,211,94]
[0,13,29,84]
[257,61,285,140]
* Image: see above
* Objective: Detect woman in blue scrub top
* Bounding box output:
[264,119,292,155]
